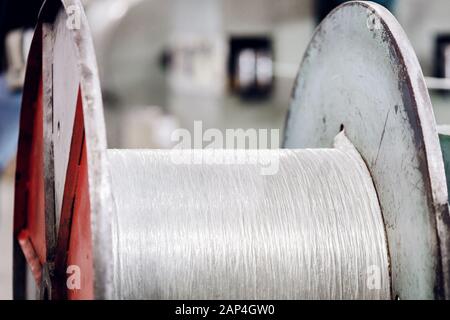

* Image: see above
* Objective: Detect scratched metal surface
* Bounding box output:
[284,1,450,299]
[61,0,115,299]
[49,10,81,235]
[37,0,115,299]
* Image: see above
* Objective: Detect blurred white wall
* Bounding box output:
[86,0,314,148]
[396,0,450,76]
[88,0,170,108]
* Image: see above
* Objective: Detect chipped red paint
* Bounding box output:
[15,1,108,299]
[66,137,94,300]
[54,88,94,299]
[14,24,95,298]
[14,25,46,268]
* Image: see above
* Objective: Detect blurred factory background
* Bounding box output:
[1,0,450,299]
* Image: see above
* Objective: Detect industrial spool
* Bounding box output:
[12,0,450,300]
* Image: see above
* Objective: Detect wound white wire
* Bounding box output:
[107,144,390,299]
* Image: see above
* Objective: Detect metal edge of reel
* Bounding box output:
[284,1,450,299]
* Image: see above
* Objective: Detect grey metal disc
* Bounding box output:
[284,1,450,299]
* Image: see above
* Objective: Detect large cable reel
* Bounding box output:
[12,0,450,300]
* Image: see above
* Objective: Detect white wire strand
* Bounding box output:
[107,146,390,299]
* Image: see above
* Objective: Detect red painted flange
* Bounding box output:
[14,0,112,300]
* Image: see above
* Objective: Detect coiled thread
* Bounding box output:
[107,145,390,299]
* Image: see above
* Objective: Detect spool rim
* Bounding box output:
[14,0,114,299]
[284,1,450,299]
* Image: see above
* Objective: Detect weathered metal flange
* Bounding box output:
[14,0,113,299]
[284,1,450,299]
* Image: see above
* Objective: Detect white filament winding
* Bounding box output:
[107,141,390,299]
